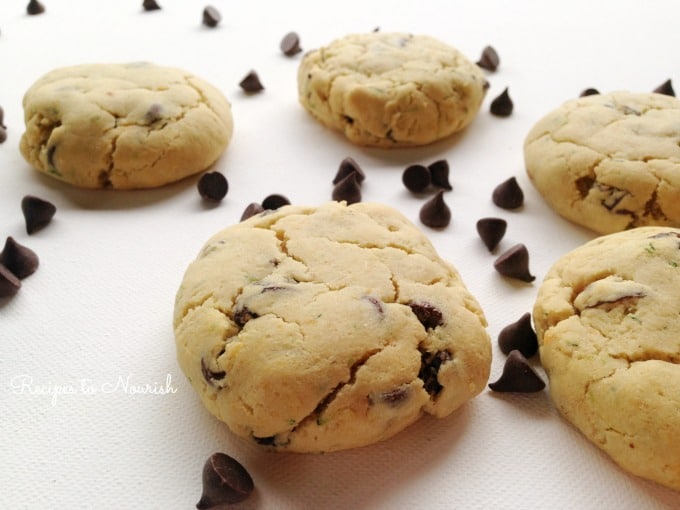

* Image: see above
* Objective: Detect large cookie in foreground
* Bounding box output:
[533,227,680,490]
[524,91,680,234]
[20,62,233,189]
[297,32,488,148]
[174,201,491,453]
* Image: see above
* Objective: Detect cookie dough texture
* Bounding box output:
[174,201,491,453]
[297,32,487,147]
[20,62,233,189]
[524,91,680,234]
[534,227,680,490]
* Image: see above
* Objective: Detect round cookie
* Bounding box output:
[533,227,680,490]
[20,62,233,189]
[173,201,491,453]
[524,91,680,234]
[297,32,488,148]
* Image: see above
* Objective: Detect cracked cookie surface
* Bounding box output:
[173,201,491,453]
[297,32,487,148]
[533,227,680,490]
[20,62,233,189]
[524,91,680,234]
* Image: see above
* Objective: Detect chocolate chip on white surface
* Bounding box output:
[197,172,228,202]
[196,452,254,508]
[332,156,365,185]
[494,243,535,282]
[26,0,45,15]
[653,78,675,97]
[428,159,452,190]
[0,264,21,298]
[402,164,430,193]
[202,5,221,27]
[280,31,302,56]
[476,217,507,252]
[0,236,39,279]
[419,190,451,228]
[21,195,56,235]
[498,312,538,358]
[332,172,361,204]
[492,176,524,209]
[490,87,513,116]
[261,193,290,210]
[476,45,500,71]
[142,0,161,11]
[488,350,545,392]
[239,70,264,93]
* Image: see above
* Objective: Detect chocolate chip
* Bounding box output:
[0,105,5,129]
[409,302,444,330]
[234,306,258,327]
[653,78,675,97]
[196,452,254,509]
[498,312,538,358]
[492,176,524,210]
[332,172,361,204]
[428,159,452,190]
[280,31,302,56]
[145,103,163,123]
[494,244,535,282]
[142,0,161,11]
[490,87,513,117]
[580,87,600,97]
[0,264,21,298]
[261,194,290,210]
[488,350,545,392]
[21,195,56,234]
[0,127,6,144]
[239,70,264,93]
[26,0,45,15]
[202,5,221,27]
[200,358,226,386]
[197,172,228,202]
[372,386,410,406]
[0,237,39,279]
[402,164,430,193]
[476,45,500,71]
[418,350,451,396]
[240,202,265,221]
[419,190,451,228]
[332,156,365,185]
[476,217,507,252]
[252,435,276,446]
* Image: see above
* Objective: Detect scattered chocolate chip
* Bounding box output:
[197,172,228,202]
[476,217,507,252]
[332,156,365,184]
[498,312,538,358]
[402,164,430,193]
[196,453,254,509]
[418,350,451,396]
[580,87,600,97]
[0,237,39,279]
[252,435,276,446]
[0,264,21,298]
[261,194,290,210]
[492,176,524,210]
[202,5,221,27]
[234,306,258,327]
[409,302,444,330]
[494,244,535,282]
[0,127,6,144]
[373,386,410,406]
[490,87,513,117]
[332,172,361,204]
[476,45,500,71]
[419,190,451,228]
[488,350,545,392]
[200,358,226,386]
[239,70,264,93]
[653,78,675,97]
[26,0,45,15]
[21,195,56,234]
[142,0,161,11]
[428,159,452,190]
[240,202,265,221]
[280,31,302,56]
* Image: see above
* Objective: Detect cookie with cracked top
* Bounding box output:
[524,91,680,234]
[297,32,487,147]
[174,201,491,453]
[534,226,680,490]
[20,62,233,189]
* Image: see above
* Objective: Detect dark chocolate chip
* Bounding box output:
[580,87,600,97]
[332,172,361,204]
[252,435,276,446]
[142,0,161,11]
[492,176,524,210]
[419,190,451,228]
[202,5,221,27]
[476,217,507,252]
[498,312,538,358]
[409,302,444,330]
[373,386,411,406]
[402,164,430,193]
[0,237,39,279]
[494,244,535,282]
[428,159,452,190]
[145,103,163,123]
[200,358,226,386]
[332,156,365,185]
[21,195,56,234]
[488,350,545,392]
[0,127,6,144]
[0,264,21,298]
[418,350,451,396]
[26,0,45,15]
[490,87,513,117]
[234,306,258,327]
[240,202,265,221]
[280,31,302,56]
[197,172,228,202]
[0,105,4,128]
[653,78,675,97]
[261,194,290,210]
[239,70,264,93]
[476,45,500,71]
[196,452,254,509]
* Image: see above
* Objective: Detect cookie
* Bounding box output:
[20,62,233,189]
[524,91,680,234]
[533,227,680,490]
[173,201,491,453]
[297,32,487,148]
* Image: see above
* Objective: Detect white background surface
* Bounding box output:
[1,1,679,508]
